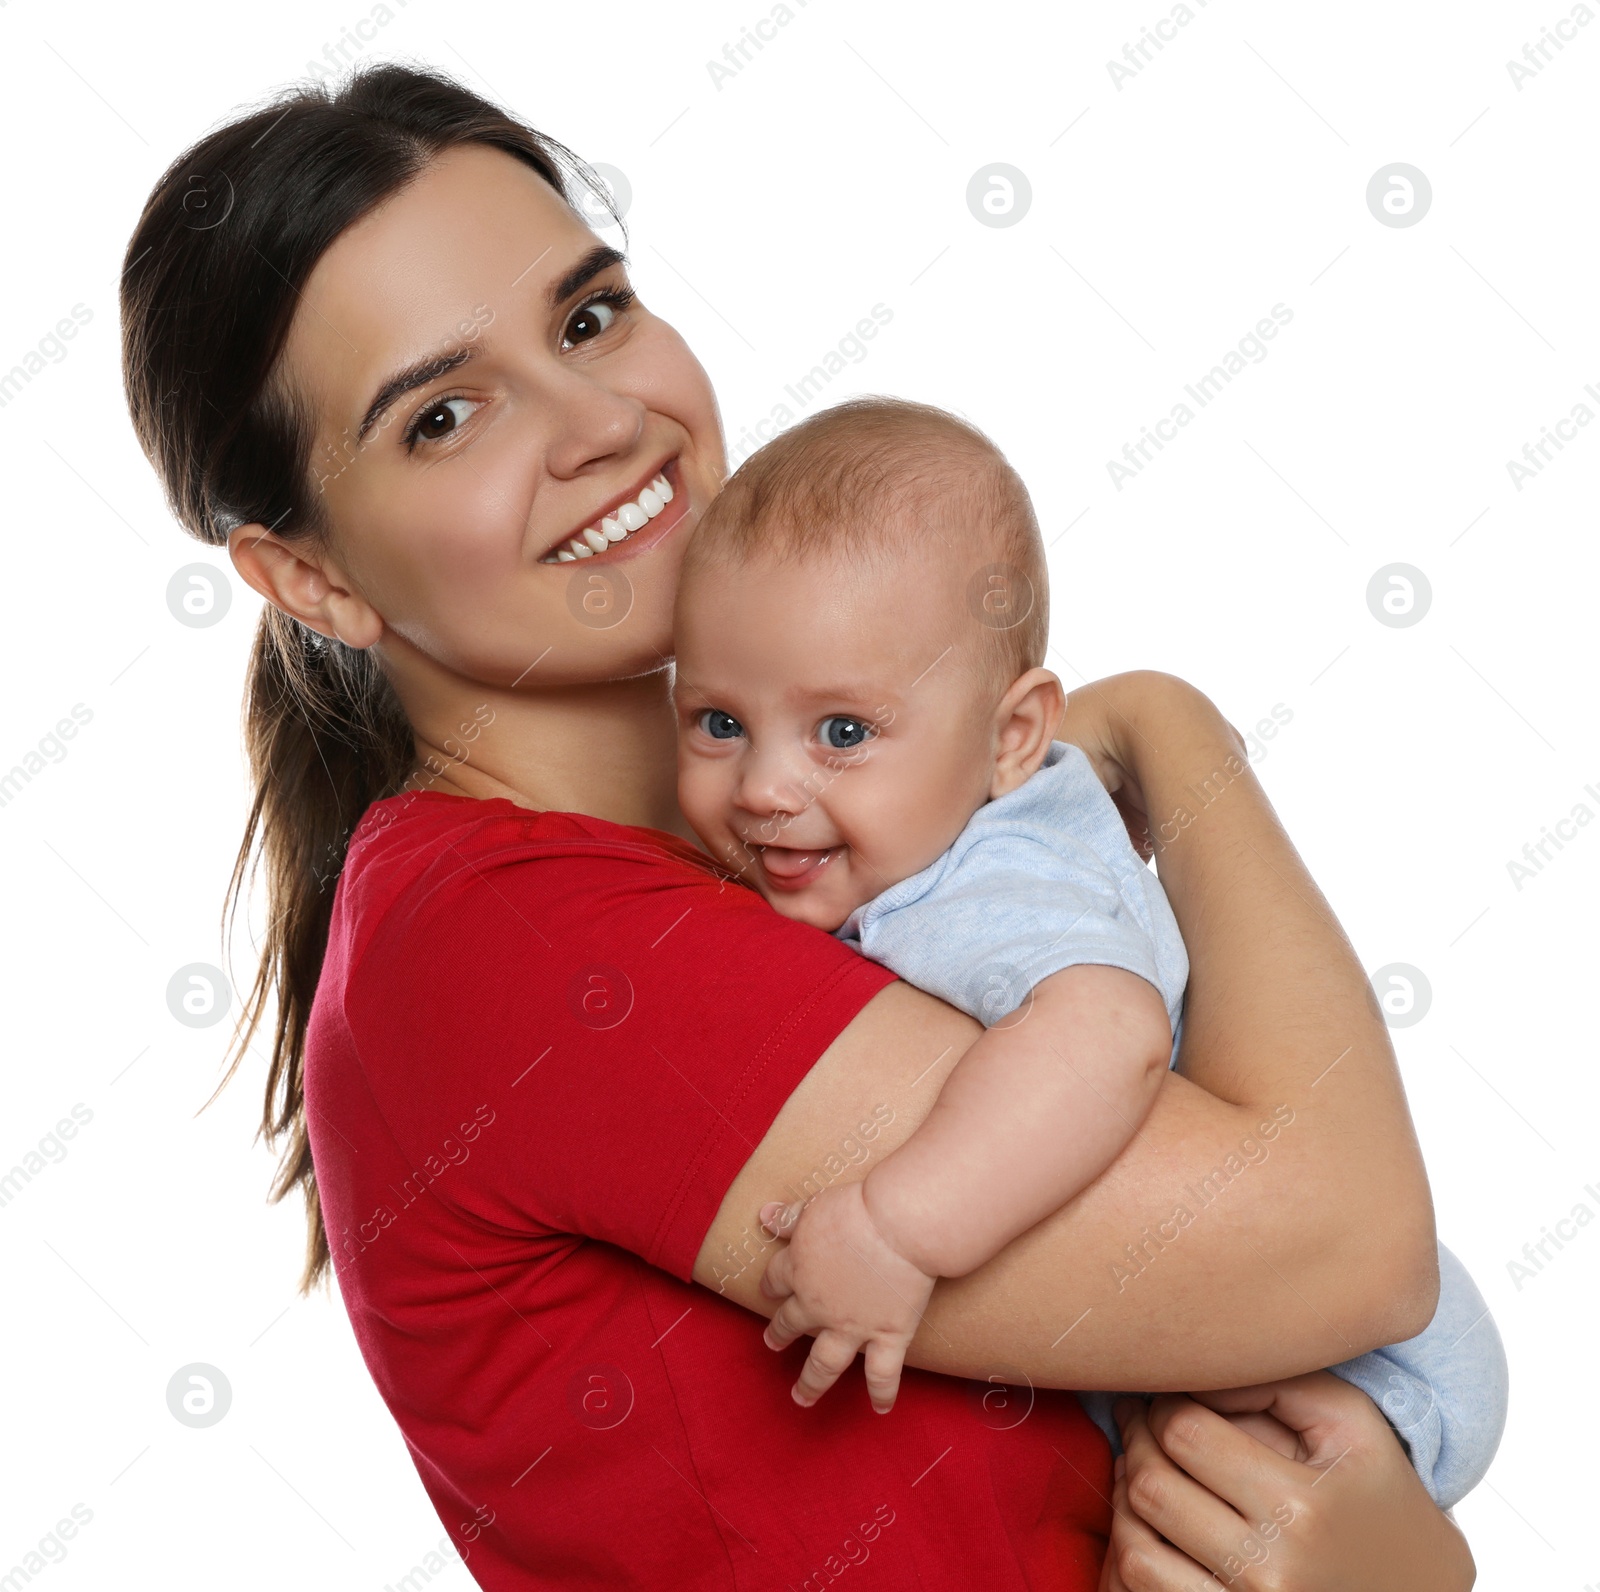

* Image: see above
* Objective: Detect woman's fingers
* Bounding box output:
[1105,1457,1212,1592]
[1142,1392,1305,1530]
[1208,1406,1303,1461]
[1133,1375,1478,1591]
[1111,1524,1224,1590]
[1119,1400,1268,1585]
[790,1328,861,1407]
[1188,1370,1384,1472]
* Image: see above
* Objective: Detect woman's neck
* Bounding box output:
[404,662,692,840]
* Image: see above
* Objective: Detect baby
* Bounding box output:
[672,397,1506,1508]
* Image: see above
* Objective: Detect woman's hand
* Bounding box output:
[1058,670,1255,862]
[1100,1371,1476,1590]
[1056,673,1166,858]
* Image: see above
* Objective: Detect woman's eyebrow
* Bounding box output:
[547,243,627,309]
[357,346,476,443]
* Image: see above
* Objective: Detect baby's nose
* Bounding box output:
[734,745,812,822]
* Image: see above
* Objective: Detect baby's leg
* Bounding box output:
[1076,1241,1508,1511]
[1323,1240,1508,1509]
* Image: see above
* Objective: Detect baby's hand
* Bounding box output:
[757,1181,936,1413]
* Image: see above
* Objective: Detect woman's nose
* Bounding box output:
[540,365,647,480]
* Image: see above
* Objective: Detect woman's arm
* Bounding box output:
[695,672,1439,1389]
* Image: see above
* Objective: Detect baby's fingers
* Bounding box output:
[759,1199,802,1237]
[759,1240,794,1303]
[862,1339,908,1415]
[791,1329,861,1408]
[763,1297,809,1352]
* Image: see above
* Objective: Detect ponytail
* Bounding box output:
[225,611,412,1288]
[119,64,614,1288]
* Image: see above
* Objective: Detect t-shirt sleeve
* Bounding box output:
[343,830,898,1283]
[854,832,1168,1026]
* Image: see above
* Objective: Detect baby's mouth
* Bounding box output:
[536,457,679,563]
[752,843,839,892]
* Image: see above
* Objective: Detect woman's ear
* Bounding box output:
[990,667,1067,799]
[227,522,384,649]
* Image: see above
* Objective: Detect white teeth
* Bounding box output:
[539,464,676,562]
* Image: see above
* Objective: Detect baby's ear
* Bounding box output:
[989,668,1067,799]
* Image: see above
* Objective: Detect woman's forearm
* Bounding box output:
[908,673,1439,1389]
[1102,672,1418,1111]
[1104,672,1437,1319]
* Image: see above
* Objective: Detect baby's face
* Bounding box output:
[674,549,1000,931]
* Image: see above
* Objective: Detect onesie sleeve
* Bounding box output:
[343,821,898,1283]
[853,840,1169,1026]
[846,745,1187,1029]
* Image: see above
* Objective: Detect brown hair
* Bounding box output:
[684,396,1048,691]
[120,64,619,1290]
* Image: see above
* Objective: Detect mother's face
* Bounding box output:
[268,143,726,690]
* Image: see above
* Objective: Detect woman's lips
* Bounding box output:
[537,456,687,565]
[754,845,837,892]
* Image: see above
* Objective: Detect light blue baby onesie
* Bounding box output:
[837,740,1508,1509]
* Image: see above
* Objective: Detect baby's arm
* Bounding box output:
[759,964,1171,1411]
[863,964,1171,1276]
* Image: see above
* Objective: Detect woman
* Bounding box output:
[120,65,1475,1589]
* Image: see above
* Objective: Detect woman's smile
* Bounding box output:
[537,454,686,564]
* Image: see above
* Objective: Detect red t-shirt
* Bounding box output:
[305,790,1111,1590]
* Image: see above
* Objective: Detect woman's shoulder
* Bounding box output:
[331,789,767,978]
[352,788,726,867]
[347,790,726,903]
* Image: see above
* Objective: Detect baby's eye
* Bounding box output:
[817,716,875,751]
[697,708,745,741]
[407,395,481,447]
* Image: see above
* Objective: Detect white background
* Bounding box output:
[1,0,1595,1586]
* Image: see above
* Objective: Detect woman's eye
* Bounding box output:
[564,299,618,348]
[561,286,636,349]
[408,395,480,446]
[818,716,875,751]
[697,709,745,741]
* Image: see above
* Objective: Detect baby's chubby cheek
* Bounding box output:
[674,746,732,845]
[849,781,974,890]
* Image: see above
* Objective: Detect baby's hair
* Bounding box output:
[686,396,1048,694]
